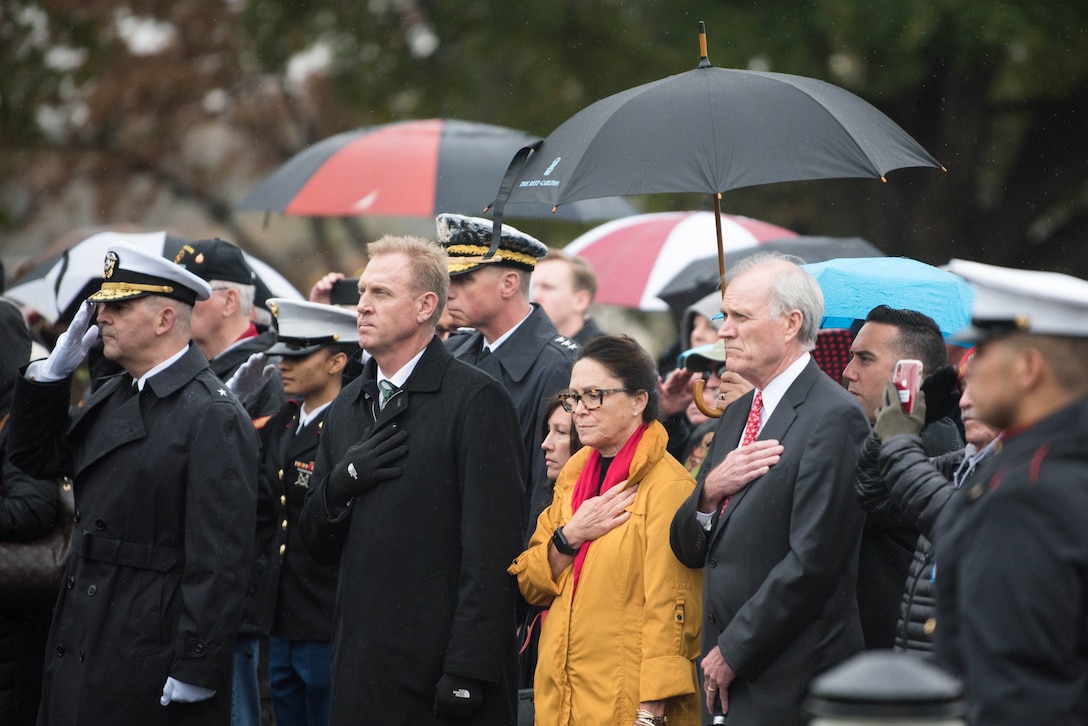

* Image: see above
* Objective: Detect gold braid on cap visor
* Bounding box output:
[88,282,175,301]
[445,244,538,274]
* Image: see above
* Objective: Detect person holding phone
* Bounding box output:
[843,305,963,650]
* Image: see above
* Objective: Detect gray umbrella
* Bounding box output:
[657,235,885,318]
[488,22,942,293]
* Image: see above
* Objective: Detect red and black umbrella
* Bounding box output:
[236,118,636,222]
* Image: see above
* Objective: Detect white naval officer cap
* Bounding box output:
[86,242,212,306]
[265,298,360,356]
[946,258,1088,341]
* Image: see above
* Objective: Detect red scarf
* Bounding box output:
[569,422,648,597]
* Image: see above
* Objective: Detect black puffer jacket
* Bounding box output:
[856,431,966,653]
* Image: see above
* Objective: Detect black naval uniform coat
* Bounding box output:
[8,344,258,726]
[299,337,525,726]
[445,303,576,528]
[935,397,1088,726]
[250,400,338,641]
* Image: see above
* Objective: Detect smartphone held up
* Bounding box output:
[893,359,924,414]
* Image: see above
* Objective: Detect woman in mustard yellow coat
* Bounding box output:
[509,336,702,726]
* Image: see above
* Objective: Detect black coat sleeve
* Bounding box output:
[0,431,58,542]
[878,435,963,540]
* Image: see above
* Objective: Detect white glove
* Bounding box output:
[160,676,216,706]
[225,351,276,404]
[36,302,99,382]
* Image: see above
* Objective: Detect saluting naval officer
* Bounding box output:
[254,298,359,726]
[298,235,525,725]
[7,243,258,725]
[438,213,578,528]
[934,259,1088,726]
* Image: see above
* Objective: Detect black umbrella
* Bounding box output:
[488,22,942,294]
[657,235,885,317]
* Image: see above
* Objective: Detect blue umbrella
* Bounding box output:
[801,257,974,336]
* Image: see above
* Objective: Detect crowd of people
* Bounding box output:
[1,213,1087,726]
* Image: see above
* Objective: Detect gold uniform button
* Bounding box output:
[280,495,287,506]
[279,544,286,555]
[924,618,937,635]
[278,469,284,480]
[968,483,984,501]
[281,519,288,530]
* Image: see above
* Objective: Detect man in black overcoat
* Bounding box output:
[8,243,258,725]
[437,213,576,530]
[299,234,525,725]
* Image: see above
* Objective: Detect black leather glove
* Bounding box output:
[325,426,409,506]
[433,673,484,720]
[919,364,960,425]
[875,380,926,441]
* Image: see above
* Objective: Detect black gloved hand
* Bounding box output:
[919,364,961,425]
[325,426,409,506]
[433,673,484,720]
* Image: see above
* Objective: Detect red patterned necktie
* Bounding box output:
[740,391,763,446]
[721,391,763,514]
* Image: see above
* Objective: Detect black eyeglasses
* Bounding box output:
[559,388,634,412]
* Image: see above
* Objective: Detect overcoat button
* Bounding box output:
[968,483,984,501]
[707,558,717,568]
[79,650,86,662]
[924,618,937,635]
[279,544,286,555]
[57,645,65,656]
[87,585,97,595]
[73,511,81,523]
[278,469,284,480]
[67,576,74,589]
[94,519,105,530]
[281,520,288,530]
[280,495,286,506]
[194,643,206,654]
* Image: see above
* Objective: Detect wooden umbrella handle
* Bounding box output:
[692,378,723,419]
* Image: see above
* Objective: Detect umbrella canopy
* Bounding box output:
[563,211,796,311]
[495,66,942,207]
[801,257,974,336]
[236,118,637,222]
[487,23,942,294]
[7,230,302,324]
[657,235,885,316]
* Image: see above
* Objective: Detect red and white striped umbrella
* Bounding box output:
[563,211,796,311]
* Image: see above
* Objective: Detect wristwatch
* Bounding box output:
[552,526,580,556]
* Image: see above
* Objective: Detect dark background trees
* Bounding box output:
[3,0,1088,292]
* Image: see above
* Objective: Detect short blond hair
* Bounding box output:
[366,235,449,326]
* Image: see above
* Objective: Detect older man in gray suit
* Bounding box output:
[670,253,870,725]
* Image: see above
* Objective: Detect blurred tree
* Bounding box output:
[2,0,1087,288]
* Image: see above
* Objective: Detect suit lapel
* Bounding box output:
[708,359,820,540]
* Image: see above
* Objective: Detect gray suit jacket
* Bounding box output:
[670,357,870,726]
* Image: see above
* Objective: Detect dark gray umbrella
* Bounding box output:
[657,235,885,317]
[487,23,942,292]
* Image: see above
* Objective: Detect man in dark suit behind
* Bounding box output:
[670,252,870,725]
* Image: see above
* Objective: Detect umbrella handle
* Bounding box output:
[692,378,723,419]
